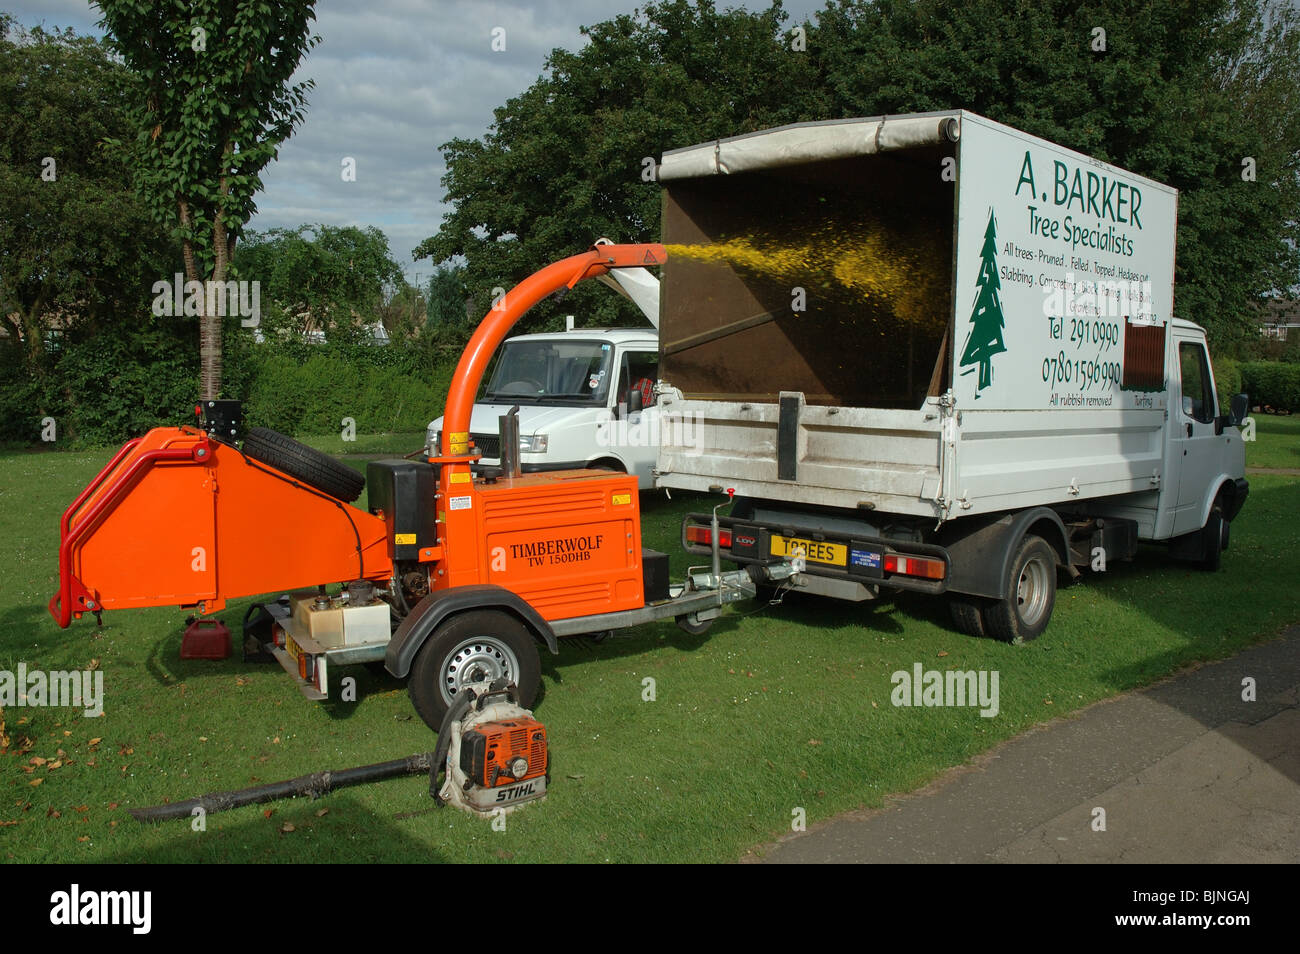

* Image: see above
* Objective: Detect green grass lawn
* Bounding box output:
[2,432,1299,863]
[1246,413,1300,470]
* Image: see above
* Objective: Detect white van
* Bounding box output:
[426,327,662,489]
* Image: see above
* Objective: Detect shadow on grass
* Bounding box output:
[95,792,449,863]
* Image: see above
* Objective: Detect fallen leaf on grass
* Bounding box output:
[107,803,118,810]
[0,821,18,827]
[937,651,949,658]
[88,738,101,747]
[279,822,295,833]
[77,836,89,842]
[29,779,42,787]
[29,756,46,766]
[74,804,87,813]
[315,809,328,817]
[808,739,822,746]
[46,808,60,818]
[263,809,273,818]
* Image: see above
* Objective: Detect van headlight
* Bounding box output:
[519,434,548,453]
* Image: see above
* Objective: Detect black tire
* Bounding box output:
[948,596,989,638]
[242,427,365,502]
[408,609,541,731]
[675,613,713,636]
[983,535,1057,645]
[1199,506,1227,571]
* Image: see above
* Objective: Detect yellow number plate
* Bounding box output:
[770,534,847,567]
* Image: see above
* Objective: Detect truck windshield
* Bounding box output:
[482,339,613,404]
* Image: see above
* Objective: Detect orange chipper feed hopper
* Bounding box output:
[50,427,391,627]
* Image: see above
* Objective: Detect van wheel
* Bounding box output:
[948,596,989,638]
[408,610,540,731]
[1199,506,1227,572]
[983,535,1057,644]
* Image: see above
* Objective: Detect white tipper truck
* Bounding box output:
[656,111,1249,641]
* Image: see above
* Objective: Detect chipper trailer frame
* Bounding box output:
[50,242,799,733]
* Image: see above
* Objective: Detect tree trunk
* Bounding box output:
[181,202,221,400]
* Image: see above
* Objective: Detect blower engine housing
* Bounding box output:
[434,679,548,814]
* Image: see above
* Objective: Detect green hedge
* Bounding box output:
[1213,355,1241,411]
[242,349,454,436]
[1241,361,1300,412]
[1,325,460,447]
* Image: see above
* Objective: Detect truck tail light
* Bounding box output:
[686,525,732,548]
[884,554,946,580]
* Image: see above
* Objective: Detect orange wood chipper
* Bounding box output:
[49,242,799,749]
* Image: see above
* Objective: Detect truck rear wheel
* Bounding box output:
[948,596,990,638]
[408,609,541,730]
[1198,505,1227,572]
[983,535,1057,644]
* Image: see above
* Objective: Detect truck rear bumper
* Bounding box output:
[681,512,950,596]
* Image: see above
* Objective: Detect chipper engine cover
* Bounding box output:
[432,679,548,814]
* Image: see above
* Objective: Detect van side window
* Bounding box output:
[618,351,659,407]
[1178,342,1215,424]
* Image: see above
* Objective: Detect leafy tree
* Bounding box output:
[425,263,470,329]
[233,224,404,342]
[0,18,170,360]
[95,0,321,399]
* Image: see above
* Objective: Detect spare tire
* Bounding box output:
[242,427,365,502]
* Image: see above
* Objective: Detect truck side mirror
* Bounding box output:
[627,389,644,414]
[1230,392,1249,426]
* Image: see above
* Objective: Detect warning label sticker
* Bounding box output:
[449,496,472,511]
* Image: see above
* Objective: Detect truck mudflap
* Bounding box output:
[681,512,950,595]
[1224,478,1250,522]
[49,426,392,628]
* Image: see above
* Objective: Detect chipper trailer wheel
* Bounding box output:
[408,610,541,730]
[242,426,365,502]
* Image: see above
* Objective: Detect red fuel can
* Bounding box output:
[180,618,232,660]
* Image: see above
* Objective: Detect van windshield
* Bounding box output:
[482,339,613,405]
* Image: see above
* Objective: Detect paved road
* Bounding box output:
[759,629,1300,863]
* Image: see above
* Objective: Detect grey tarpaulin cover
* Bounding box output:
[657,113,961,181]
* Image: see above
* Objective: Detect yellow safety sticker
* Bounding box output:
[395,533,416,545]
[612,493,632,506]
[449,472,471,484]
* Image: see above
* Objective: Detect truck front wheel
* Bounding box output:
[408,610,541,730]
[983,535,1057,644]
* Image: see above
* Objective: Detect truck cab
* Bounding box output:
[426,327,662,488]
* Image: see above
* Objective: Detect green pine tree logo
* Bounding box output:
[959,209,1008,397]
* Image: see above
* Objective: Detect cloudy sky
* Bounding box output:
[9,0,825,284]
